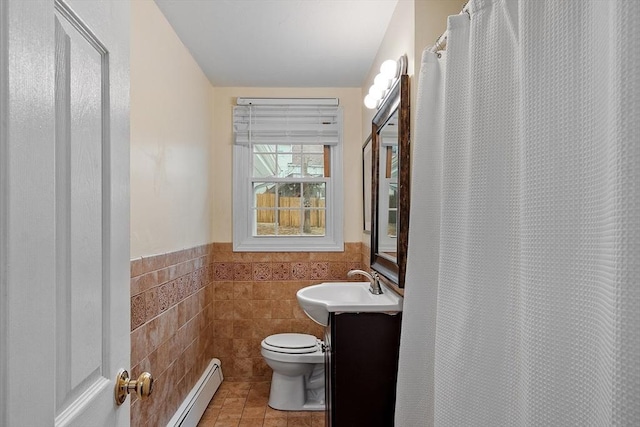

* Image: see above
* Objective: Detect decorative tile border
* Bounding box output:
[131,294,146,330]
[310,262,329,280]
[234,263,253,281]
[291,262,309,280]
[214,262,234,281]
[271,262,290,280]
[252,263,272,281]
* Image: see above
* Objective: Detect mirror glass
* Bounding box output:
[377,111,398,262]
[370,74,409,288]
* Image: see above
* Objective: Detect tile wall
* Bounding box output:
[130,244,216,427]
[361,241,371,269]
[210,242,363,381]
[130,242,365,424]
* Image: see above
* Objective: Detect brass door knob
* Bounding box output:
[114,369,154,405]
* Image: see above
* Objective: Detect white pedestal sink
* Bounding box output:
[296,281,403,326]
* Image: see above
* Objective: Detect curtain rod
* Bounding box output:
[429,1,471,53]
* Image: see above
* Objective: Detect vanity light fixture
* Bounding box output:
[363,54,407,110]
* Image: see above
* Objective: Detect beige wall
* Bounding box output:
[130,0,214,259]
[211,87,363,243]
[414,1,466,74]
[412,0,465,138]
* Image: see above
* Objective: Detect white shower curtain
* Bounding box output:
[396,0,639,426]
[395,49,446,426]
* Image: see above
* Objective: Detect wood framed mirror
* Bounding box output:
[370,74,409,288]
[362,134,372,234]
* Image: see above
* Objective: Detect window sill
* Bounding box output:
[233,236,344,252]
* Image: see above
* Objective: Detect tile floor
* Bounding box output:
[197,381,325,427]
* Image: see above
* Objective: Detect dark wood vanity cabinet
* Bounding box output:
[324,312,402,427]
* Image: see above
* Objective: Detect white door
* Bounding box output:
[1,0,132,425]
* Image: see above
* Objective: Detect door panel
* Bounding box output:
[1,0,130,425]
[54,8,107,417]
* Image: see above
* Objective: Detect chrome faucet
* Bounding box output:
[347,269,383,295]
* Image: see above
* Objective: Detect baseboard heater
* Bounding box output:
[166,358,223,427]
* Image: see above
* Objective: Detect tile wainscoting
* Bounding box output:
[130,242,365,426]
[130,244,216,427]
[209,242,363,382]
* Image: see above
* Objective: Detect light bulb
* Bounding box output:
[374,73,391,91]
[368,84,383,100]
[380,59,398,79]
[364,94,378,109]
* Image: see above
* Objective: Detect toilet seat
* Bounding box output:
[262,333,319,354]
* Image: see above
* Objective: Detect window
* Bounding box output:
[233,98,343,251]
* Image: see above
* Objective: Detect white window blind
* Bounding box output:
[233,104,342,146]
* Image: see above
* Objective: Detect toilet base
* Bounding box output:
[301,401,325,411]
[267,371,325,412]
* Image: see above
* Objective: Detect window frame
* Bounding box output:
[232,102,344,252]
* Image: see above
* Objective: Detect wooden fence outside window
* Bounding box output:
[256,194,326,228]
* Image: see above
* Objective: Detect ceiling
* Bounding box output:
[154,0,399,88]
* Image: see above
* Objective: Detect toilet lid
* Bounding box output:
[263,333,319,354]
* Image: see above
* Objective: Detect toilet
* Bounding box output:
[260,333,325,411]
